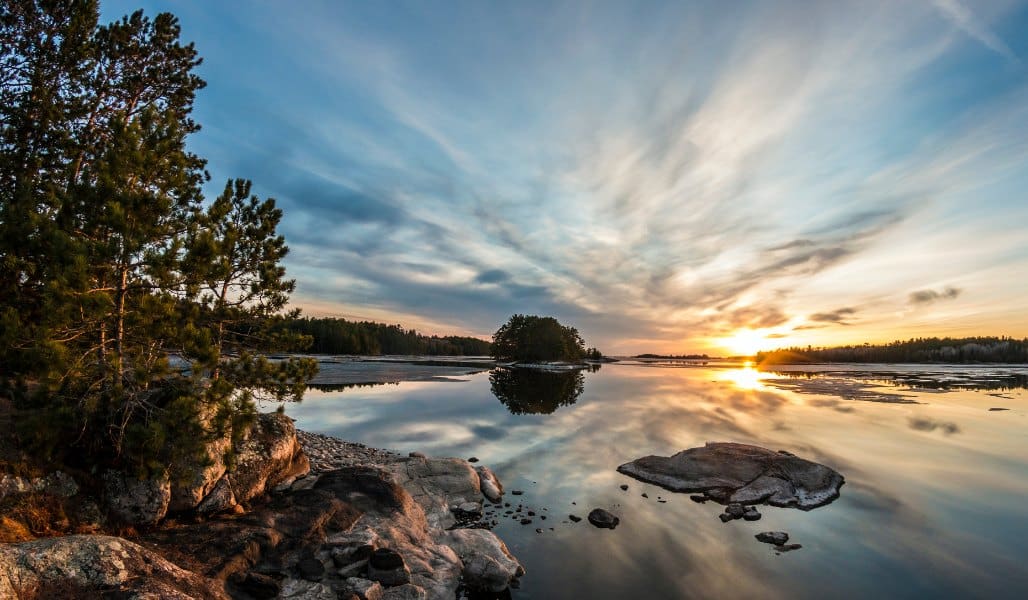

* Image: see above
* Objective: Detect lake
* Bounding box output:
[275,360,1028,599]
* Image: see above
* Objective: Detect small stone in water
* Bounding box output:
[755,531,790,546]
[587,508,619,529]
[725,503,745,520]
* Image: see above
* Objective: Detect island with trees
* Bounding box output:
[489,314,604,365]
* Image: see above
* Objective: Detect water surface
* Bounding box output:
[276,362,1028,599]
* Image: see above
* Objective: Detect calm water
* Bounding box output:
[277,362,1028,599]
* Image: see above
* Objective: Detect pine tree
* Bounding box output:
[185,178,317,403]
[0,2,317,477]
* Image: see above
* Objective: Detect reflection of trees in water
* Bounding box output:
[306,381,398,393]
[771,370,1028,391]
[489,367,585,414]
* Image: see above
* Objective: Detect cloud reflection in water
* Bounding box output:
[282,363,1028,598]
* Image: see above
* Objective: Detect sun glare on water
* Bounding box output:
[720,360,766,390]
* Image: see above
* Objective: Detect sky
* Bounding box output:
[102,0,1028,355]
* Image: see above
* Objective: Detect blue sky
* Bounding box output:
[103,0,1028,354]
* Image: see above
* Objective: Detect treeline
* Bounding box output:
[285,317,492,356]
[756,337,1028,364]
[635,353,710,359]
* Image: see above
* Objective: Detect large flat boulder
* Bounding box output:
[390,456,482,529]
[617,442,844,509]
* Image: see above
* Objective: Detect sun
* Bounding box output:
[719,329,768,356]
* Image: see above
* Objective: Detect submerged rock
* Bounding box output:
[587,508,619,529]
[616,442,844,510]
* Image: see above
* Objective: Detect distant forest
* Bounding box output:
[756,337,1028,364]
[634,353,710,359]
[285,317,492,356]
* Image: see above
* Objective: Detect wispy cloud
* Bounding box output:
[909,287,962,305]
[112,0,1028,353]
[932,0,1018,62]
[809,307,859,325]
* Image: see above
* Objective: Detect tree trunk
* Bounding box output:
[114,265,127,384]
[212,278,230,380]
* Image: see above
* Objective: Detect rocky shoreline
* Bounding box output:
[0,416,523,599]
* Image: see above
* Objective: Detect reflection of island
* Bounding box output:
[489,367,585,414]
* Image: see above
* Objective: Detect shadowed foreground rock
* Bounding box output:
[0,426,523,599]
[617,442,844,509]
[142,460,523,598]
